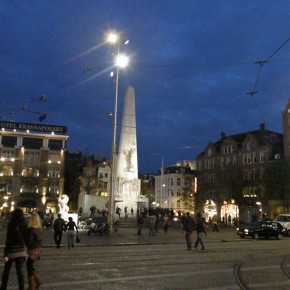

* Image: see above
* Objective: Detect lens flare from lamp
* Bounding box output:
[116,54,129,68]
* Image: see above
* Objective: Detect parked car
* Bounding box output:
[273,214,290,236]
[236,221,285,240]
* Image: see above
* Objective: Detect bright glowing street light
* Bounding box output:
[107,33,118,44]
[116,54,129,68]
[107,31,129,235]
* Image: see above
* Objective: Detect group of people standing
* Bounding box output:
[1,209,42,290]
[136,209,172,236]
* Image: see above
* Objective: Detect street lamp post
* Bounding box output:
[160,156,164,208]
[107,32,129,235]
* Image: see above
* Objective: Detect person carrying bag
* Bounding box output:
[26,212,42,290]
[76,233,80,243]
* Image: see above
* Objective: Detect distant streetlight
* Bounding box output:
[107,31,129,235]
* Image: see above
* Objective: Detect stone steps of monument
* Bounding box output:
[118,218,140,228]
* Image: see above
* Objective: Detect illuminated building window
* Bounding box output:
[207,148,212,157]
[259,152,265,163]
[48,166,60,178]
[24,151,40,163]
[2,165,13,176]
[2,149,15,159]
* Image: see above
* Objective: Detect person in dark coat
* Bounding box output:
[90,205,96,218]
[194,212,207,250]
[26,211,42,290]
[183,212,195,250]
[1,208,27,290]
[137,214,143,235]
[53,213,66,248]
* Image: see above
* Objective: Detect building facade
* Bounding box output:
[195,123,283,223]
[76,156,111,215]
[154,164,197,211]
[0,121,68,214]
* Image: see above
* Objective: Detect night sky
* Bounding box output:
[1,1,290,173]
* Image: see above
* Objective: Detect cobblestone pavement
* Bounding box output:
[0,223,240,248]
[0,223,289,289]
[0,237,289,290]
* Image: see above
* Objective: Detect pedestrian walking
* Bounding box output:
[154,215,159,234]
[53,213,66,248]
[26,211,42,289]
[194,212,207,250]
[137,214,143,235]
[1,209,27,290]
[90,205,96,218]
[213,220,219,232]
[228,214,232,226]
[180,213,186,231]
[116,207,121,219]
[65,217,78,249]
[131,207,134,217]
[163,214,169,233]
[148,214,156,236]
[113,212,120,232]
[183,212,195,250]
[78,206,83,217]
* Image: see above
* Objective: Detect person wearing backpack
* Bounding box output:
[53,213,65,249]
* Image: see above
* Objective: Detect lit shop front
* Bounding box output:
[220,199,239,223]
[203,199,217,221]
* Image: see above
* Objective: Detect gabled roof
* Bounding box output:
[196,124,283,159]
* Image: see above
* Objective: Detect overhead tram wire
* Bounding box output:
[265,38,290,62]
[7,63,95,123]
[9,1,97,116]
[7,2,290,133]
[247,63,265,124]
[135,61,253,68]
[247,37,290,124]
[10,0,94,68]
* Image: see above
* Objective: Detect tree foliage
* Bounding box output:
[181,174,195,211]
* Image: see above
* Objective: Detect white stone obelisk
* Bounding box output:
[115,86,144,216]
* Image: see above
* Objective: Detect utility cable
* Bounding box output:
[247,37,290,125]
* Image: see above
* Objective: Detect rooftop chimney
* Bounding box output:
[221,132,226,139]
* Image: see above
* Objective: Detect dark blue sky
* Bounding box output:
[1,1,290,173]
